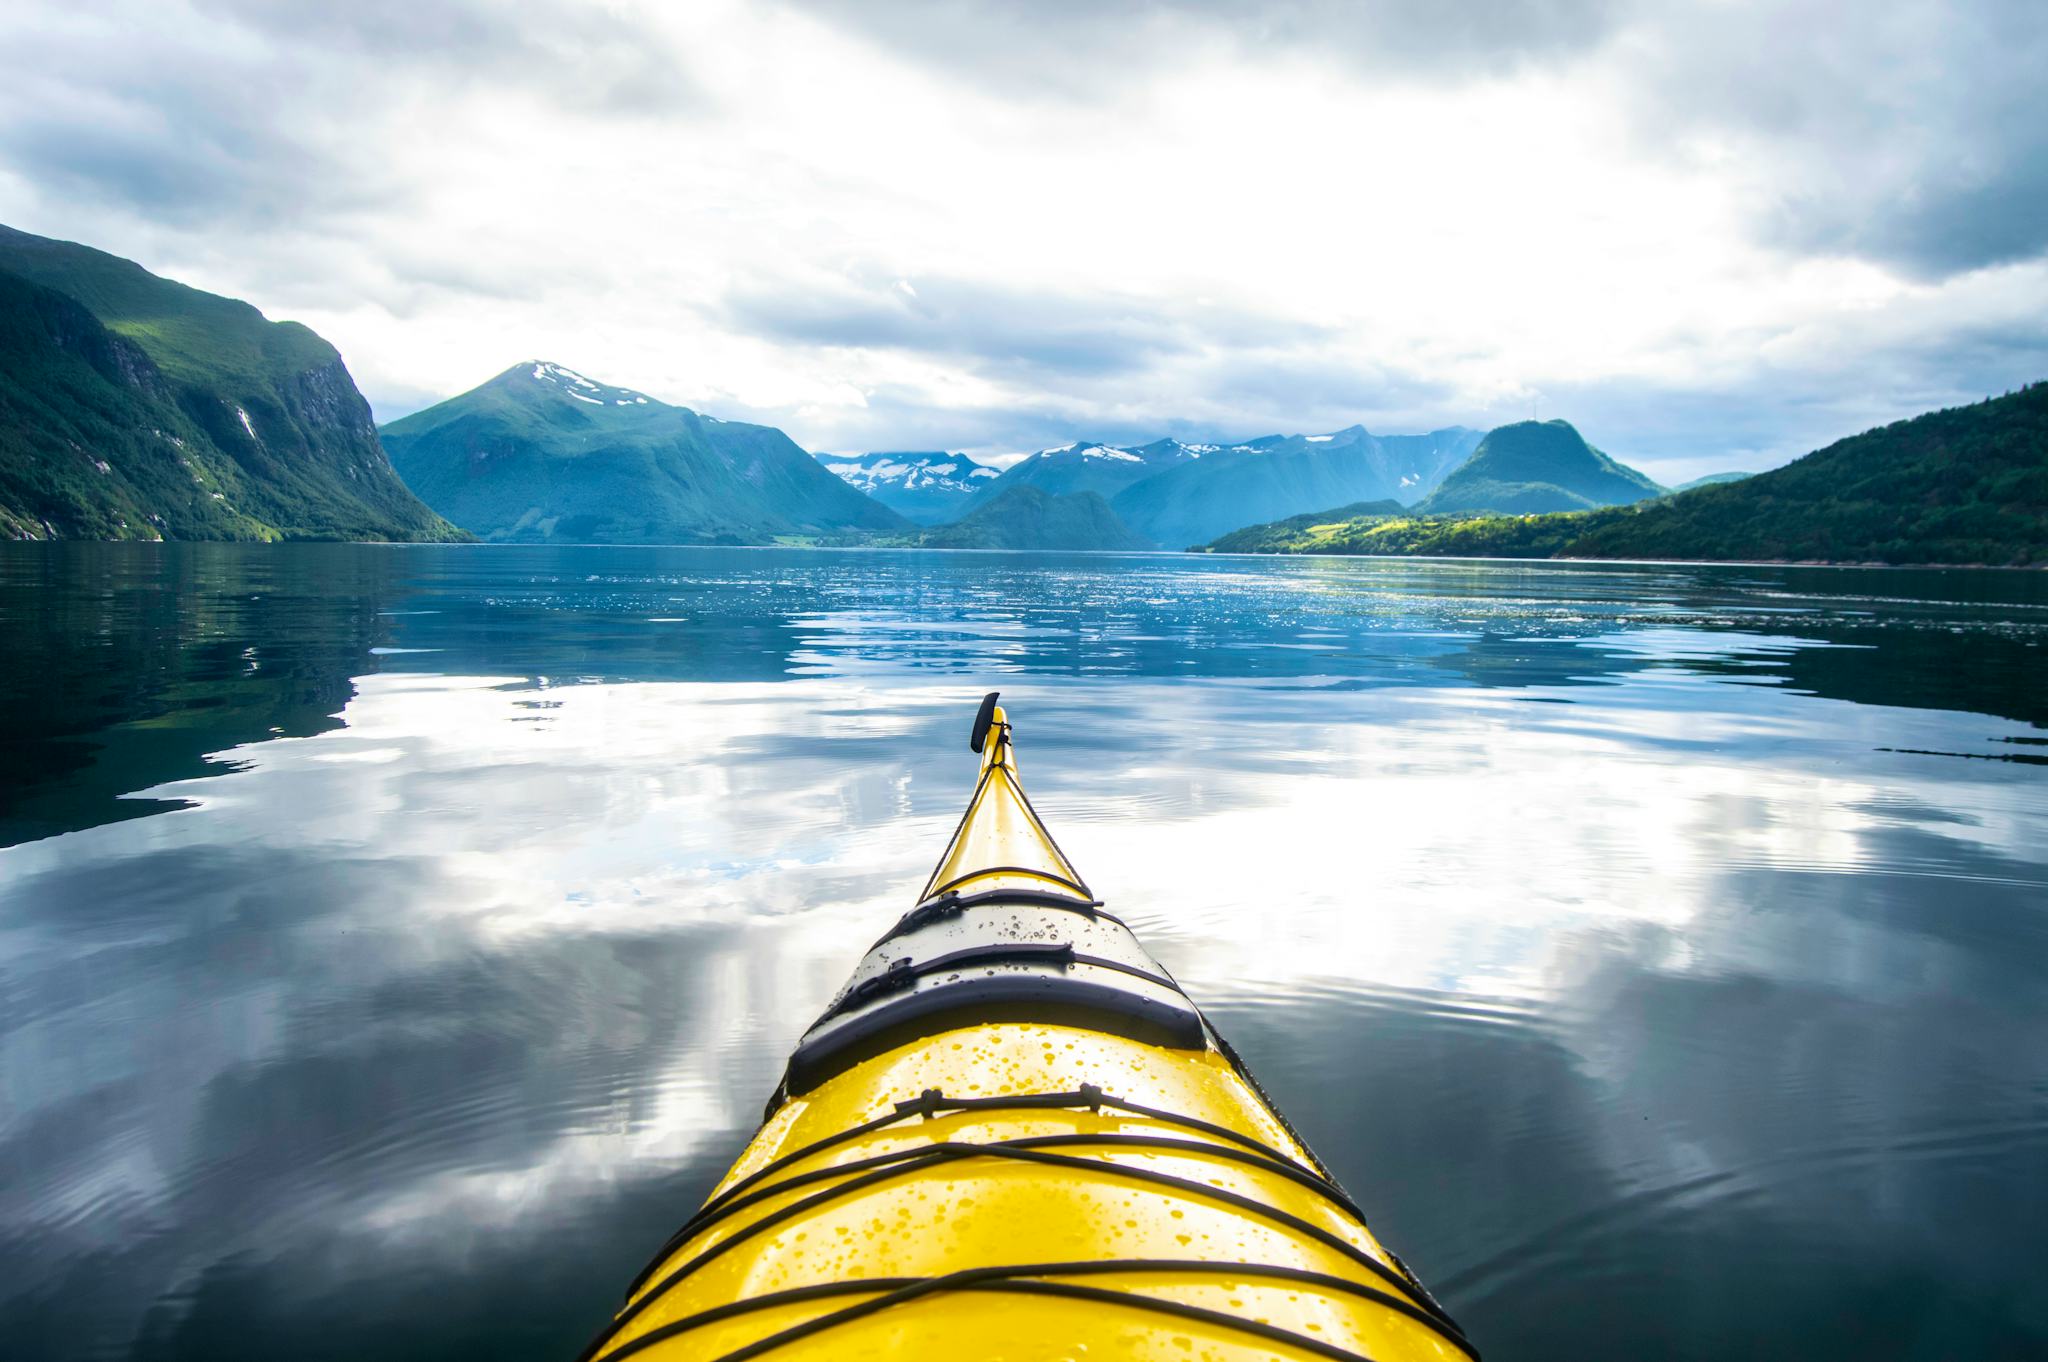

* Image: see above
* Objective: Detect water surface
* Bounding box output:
[3,543,2045,1360]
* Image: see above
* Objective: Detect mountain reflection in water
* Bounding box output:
[1,543,2044,1361]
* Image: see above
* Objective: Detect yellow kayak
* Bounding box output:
[580,695,1473,1361]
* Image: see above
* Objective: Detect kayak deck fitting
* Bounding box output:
[581,694,1473,1361]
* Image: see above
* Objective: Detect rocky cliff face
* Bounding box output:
[0,224,461,542]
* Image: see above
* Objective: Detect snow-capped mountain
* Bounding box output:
[525,361,655,408]
[380,361,909,542]
[811,421,1488,549]
[814,450,1000,525]
[960,438,1205,515]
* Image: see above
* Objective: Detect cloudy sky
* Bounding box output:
[1,1,2043,479]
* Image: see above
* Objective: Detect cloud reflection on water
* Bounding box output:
[1,546,2045,1360]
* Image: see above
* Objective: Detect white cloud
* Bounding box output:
[0,0,2040,476]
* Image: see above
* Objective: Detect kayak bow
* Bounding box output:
[583,695,1471,1361]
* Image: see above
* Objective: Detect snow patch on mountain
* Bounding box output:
[819,451,997,501]
[527,361,653,407]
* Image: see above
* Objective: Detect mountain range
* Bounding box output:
[965,439,1206,508]
[822,424,1487,550]
[5,227,2033,564]
[1202,387,2047,566]
[811,450,999,524]
[0,224,457,541]
[0,225,1663,551]
[1111,425,1483,547]
[381,362,908,543]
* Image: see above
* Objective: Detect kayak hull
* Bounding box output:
[592,1022,1468,1361]
[583,699,1469,1361]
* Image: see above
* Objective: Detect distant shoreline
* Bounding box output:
[1187,547,2048,571]
[5,538,2042,571]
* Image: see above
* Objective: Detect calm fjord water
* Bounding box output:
[3,542,2045,1361]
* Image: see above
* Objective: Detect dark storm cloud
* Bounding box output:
[722,273,1330,378]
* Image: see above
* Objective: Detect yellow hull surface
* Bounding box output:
[582,699,1473,1362]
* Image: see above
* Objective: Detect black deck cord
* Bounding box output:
[633,1085,1326,1292]
[874,887,1118,948]
[706,1276,1387,1362]
[590,1137,1468,1359]
[812,943,1183,1025]
[601,1271,1401,1362]
[640,1131,1374,1279]
[629,1123,1325,1306]
[665,1141,1431,1317]
[652,1098,1478,1354]
[1004,768,1096,899]
[915,720,1096,904]
[594,1257,1473,1362]
[915,759,997,902]
[924,864,1095,899]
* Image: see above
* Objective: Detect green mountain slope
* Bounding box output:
[1415,420,1663,515]
[1568,385,2047,564]
[1200,501,1406,552]
[1197,385,2048,566]
[0,224,459,541]
[1112,426,1479,547]
[0,270,264,540]
[381,362,909,543]
[1198,507,1602,557]
[917,485,1150,550]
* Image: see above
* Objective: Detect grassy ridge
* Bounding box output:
[1201,386,2048,566]
[1201,506,1615,557]
[0,225,334,390]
